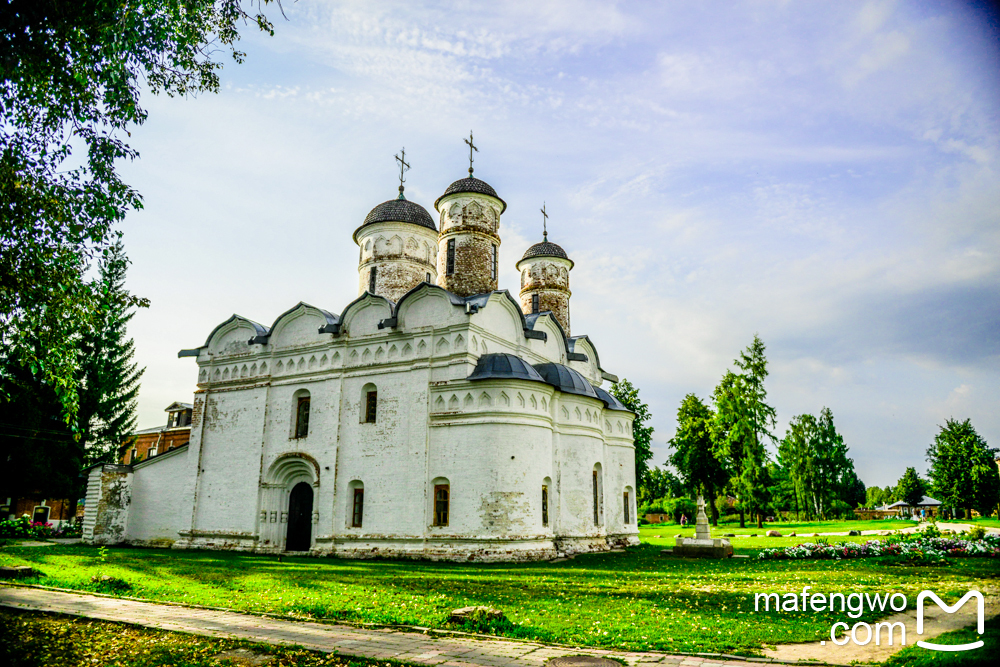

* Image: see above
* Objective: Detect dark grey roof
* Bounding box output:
[533,362,598,399]
[593,385,630,412]
[468,353,547,383]
[435,177,507,212]
[357,198,437,235]
[521,240,569,261]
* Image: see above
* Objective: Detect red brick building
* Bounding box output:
[119,402,193,464]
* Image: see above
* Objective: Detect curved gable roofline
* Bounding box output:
[179,314,267,357]
[339,291,394,330]
[569,334,618,383]
[524,310,572,358]
[466,290,562,349]
[393,281,467,317]
[249,302,339,344]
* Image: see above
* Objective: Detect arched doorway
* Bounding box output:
[286,482,313,551]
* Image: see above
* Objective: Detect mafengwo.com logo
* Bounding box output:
[754,587,985,650]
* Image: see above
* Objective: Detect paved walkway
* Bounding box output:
[0,586,790,667]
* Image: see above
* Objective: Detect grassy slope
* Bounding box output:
[0,609,392,667]
[2,542,996,656]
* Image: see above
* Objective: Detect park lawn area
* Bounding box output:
[881,613,999,667]
[639,519,917,551]
[642,518,916,535]
[2,543,997,657]
[0,608,397,667]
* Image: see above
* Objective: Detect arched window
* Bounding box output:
[446,238,455,275]
[592,463,604,526]
[292,389,310,439]
[433,477,450,526]
[369,266,377,293]
[349,480,364,528]
[542,478,551,527]
[361,383,377,423]
[623,488,631,524]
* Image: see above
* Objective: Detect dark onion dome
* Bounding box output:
[468,353,547,382]
[434,177,507,213]
[354,197,436,241]
[593,385,630,412]
[532,362,598,399]
[520,240,569,261]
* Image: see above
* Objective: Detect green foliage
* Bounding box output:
[894,467,927,507]
[775,408,862,519]
[639,466,683,502]
[609,378,654,496]
[882,614,1000,666]
[665,497,696,523]
[77,238,145,465]
[712,335,775,527]
[0,516,53,539]
[927,418,1000,517]
[1,0,276,422]
[667,393,728,524]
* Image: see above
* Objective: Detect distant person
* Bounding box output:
[680,514,688,528]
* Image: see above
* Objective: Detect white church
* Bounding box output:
[83,154,639,561]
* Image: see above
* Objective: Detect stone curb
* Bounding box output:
[0,582,833,666]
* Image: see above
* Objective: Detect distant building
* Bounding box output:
[119,402,193,464]
[879,496,941,518]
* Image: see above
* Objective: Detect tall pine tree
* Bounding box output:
[76,238,145,465]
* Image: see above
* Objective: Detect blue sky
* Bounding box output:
[119,1,999,488]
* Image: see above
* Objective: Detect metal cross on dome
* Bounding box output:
[464,131,478,176]
[540,202,549,240]
[395,148,410,198]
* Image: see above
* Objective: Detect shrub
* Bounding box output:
[0,516,54,539]
[758,533,1000,561]
[666,497,696,523]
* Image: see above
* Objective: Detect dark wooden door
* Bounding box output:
[285,482,313,552]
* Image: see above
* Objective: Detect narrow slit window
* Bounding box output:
[295,397,310,438]
[592,471,599,526]
[531,293,539,314]
[623,492,630,524]
[425,272,431,283]
[434,484,450,526]
[365,390,377,423]
[446,238,455,275]
[352,488,364,527]
[542,485,549,527]
[369,266,377,293]
[491,245,498,281]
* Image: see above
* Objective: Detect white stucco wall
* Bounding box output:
[126,447,192,545]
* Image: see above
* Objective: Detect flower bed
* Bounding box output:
[757,534,1000,560]
[0,516,55,539]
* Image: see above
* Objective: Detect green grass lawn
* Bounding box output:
[639,520,918,551]
[0,609,395,667]
[881,614,999,667]
[2,541,996,657]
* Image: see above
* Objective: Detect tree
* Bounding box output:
[713,335,776,528]
[76,238,146,466]
[1,0,277,421]
[927,419,1000,519]
[610,378,655,498]
[667,393,729,525]
[894,467,926,508]
[641,466,684,503]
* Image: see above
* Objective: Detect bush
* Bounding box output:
[0,516,54,539]
[666,497,696,523]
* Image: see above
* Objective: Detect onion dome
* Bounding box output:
[532,362,598,399]
[593,385,630,412]
[354,196,436,241]
[468,353,547,382]
[434,177,507,213]
[521,240,569,261]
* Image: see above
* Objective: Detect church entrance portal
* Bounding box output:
[286,482,313,551]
